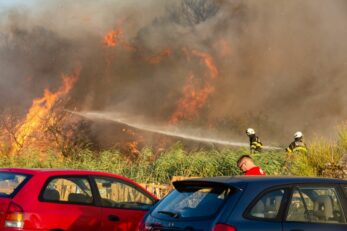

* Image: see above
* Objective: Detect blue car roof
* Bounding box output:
[174,176,347,190]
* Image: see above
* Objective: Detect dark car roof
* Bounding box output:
[175,176,347,190]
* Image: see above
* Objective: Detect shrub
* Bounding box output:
[286,136,345,177]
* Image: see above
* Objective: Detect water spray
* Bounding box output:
[67,110,281,150]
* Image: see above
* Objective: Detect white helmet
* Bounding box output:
[246,128,255,136]
[294,131,303,139]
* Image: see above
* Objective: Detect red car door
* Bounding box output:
[100,207,147,231]
[28,175,102,231]
[93,176,156,231]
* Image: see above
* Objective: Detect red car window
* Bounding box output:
[0,172,30,197]
[41,176,93,204]
[94,176,155,210]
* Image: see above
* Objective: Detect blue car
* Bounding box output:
[140,176,347,231]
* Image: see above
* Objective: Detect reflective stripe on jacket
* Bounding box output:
[249,135,262,152]
[286,140,307,153]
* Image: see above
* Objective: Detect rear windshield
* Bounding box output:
[152,184,233,219]
[0,172,31,197]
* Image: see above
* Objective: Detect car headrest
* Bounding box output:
[68,193,92,204]
[265,196,282,211]
[253,200,265,213]
[43,188,60,201]
[314,195,333,220]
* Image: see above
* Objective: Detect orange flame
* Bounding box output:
[122,128,144,156]
[102,26,220,126]
[146,48,172,64]
[191,50,219,79]
[170,49,219,124]
[103,29,123,47]
[103,28,137,51]
[103,28,137,67]
[170,74,215,124]
[126,141,140,156]
[11,70,79,154]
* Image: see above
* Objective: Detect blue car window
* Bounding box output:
[286,188,311,222]
[286,187,346,224]
[248,189,285,219]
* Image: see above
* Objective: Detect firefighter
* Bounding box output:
[246,128,263,153]
[286,131,308,154]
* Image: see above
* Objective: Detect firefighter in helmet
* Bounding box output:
[286,131,308,154]
[246,128,263,153]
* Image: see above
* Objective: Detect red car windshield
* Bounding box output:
[0,172,31,197]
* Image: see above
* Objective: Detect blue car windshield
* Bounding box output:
[153,185,233,219]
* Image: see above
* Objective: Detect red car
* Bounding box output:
[0,168,158,231]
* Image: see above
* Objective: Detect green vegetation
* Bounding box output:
[1,124,346,184]
[0,144,284,183]
[286,132,346,178]
[0,144,285,184]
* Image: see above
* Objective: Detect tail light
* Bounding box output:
[138,220,162,231]
[213,223,237,231]
[4,202,24,228]
[138,219,150,231]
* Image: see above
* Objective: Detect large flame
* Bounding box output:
[170,74,215,124]
[103,26,220,126]
[102,27,220,145]
[11,71,79,154]
[170,49,219,124]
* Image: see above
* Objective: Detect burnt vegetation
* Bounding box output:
[170,0,220,26]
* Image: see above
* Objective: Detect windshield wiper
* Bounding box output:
[157,210,181,218]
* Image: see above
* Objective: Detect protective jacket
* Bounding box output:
[249,134,263,153]
[286,140,307,153]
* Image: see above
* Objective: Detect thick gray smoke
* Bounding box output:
[1,0,347,145]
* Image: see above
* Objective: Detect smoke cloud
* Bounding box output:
[1,0,347,146]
